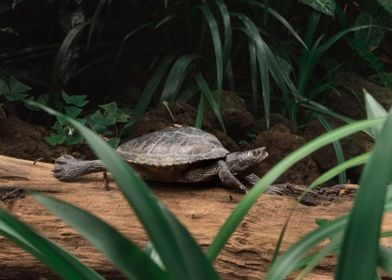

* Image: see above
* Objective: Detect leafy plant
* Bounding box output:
[0,91,391,279]
[46,92,131,147]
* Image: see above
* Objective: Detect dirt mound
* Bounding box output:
[0,117,55,161]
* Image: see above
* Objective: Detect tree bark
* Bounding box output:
[0,155,391,279]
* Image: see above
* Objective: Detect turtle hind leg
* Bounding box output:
[53,154,106,181]
[217,161,248,193]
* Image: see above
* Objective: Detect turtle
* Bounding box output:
[53,126,273,193]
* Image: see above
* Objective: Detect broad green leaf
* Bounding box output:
[62,91,89,107]
[45,133,66,145]
[89,111,116,127]
[32,194,168,280]
[99,102,118,114]
[378,0,392,15]
[354,12,385,50]
[9,76,31,93]
[0,211,103,280]
[0,79,10,95]
[298,0,336,16]
[64,106,83,119]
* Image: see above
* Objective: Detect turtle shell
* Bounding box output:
[117,126,229,166]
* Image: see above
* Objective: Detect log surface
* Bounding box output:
[0,155,390,279]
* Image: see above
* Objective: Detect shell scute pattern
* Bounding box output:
[117,126,229,166]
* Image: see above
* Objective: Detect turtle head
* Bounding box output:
[225,147,268,175]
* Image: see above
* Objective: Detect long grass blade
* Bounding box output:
[86,0,107,50]
[50,20,93,98]
[239,0,308,49]
[195,94,206,128]
[33,102,219,280]
[365,89,388,137]
[309,152,370,189]
[32,194,168,279]
[160,54,201,102]
[133,55,175,117]
[316,115,346,184]
[208,117,385,261]
[335,104,392,279]
[199,4,223,92]
[195,73,226,132]
[0,211,103,280]
[214,0,232,72]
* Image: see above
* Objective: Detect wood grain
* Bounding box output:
[1,155,391,279]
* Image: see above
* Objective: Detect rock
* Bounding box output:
[205,91,255,138]
[326,72,392,119]
[249,124,319,185]
[303,119,374,181]
[132,101,213,138]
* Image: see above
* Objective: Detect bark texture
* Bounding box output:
[1,155,391,279]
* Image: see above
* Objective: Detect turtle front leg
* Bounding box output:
[217,161,248,193]
[53,154,107,181]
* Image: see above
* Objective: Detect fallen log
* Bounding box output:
[0,155,390,279]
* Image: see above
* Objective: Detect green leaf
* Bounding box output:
[214,0,232,71]
[239,0,308,49]
[99,102,118,115]
[378,0,392,16]
[134,55,176,117]
[90,111,116,127]
[9,76,31,93]
[365,89,388,138]
[160,54,201,102]
[62,91,89,107]
[378,246,392,276]
[64,133,84,145]
[64,106,83,119]
[195,94,206,129]
[32,194,168,280]
[316,115,346,184]
[354,12,385,50]
[45,134,66,145]
[298,0,336,16]
[195,73,226,133]
[51,21,93,95]
[208,117,385,262]
[336,106,392,280]
[4,91,27,102]
[32,102,219,280]
[199,4,223,92]
[0,79,10,95]
[308,153,370,189]
[0,211,103,280]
